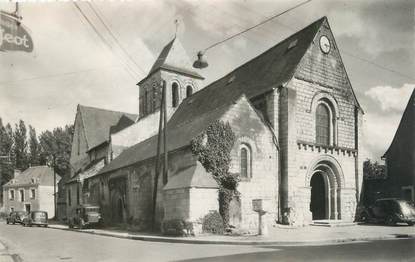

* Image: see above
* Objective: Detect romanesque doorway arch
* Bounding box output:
[310,172,326,220]
[306,155,344,221]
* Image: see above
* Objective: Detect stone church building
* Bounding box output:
[67,17,364,232]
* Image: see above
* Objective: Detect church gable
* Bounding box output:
[292,17,361,149]
[70,108,90,172]
[294,18,360,107]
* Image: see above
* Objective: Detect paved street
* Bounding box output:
[178,239,415,262]
[1,223,415,262]
[0,223,271,262]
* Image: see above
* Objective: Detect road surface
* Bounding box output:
[0,222,414,262]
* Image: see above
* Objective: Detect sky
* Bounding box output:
[0,0,414,162]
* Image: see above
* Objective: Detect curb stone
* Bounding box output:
[47,225,415,246]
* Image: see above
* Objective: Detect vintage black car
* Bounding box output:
[6,211,28,225]
[22,211,48,227]
[68,205,103,229]
[360,198,415,226]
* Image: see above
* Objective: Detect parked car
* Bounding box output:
[6,211,28,225]
[22,211,48,227]
[68,204,103,229]
[359,198,415,226]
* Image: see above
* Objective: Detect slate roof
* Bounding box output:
[4,166,61,187]
[138,38,204,85]
[98,17,328,175]
[110,115,136,135]
[78,105,138,151]
[97,101,233,175]
[383,88,415,158]
[67,159,105,183]
[164,162,218,190]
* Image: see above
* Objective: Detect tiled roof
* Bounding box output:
[383,88,415,158]
[4,166,60,187]
[110,115,136,134]
[98,17,326,175]
[78,105,138,151]
[67,159,105,183]
[168,17,325,128]
[164,162,218,190]
[139,37,204,85]
[97,101,233,175]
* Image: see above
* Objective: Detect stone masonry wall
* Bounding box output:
[223,96,279,232]
[293,146,358,224]
[276,19,362,225]
[294,20,358,149]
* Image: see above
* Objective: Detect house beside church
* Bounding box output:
[67,16,364,232]
[3,166,60,218]
[381,89,415,203]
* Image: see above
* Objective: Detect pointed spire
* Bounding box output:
[147,37,204,79]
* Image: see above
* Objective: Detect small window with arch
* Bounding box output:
[172,82,179,107]
[186,85,193,98]
[240,144,252,179]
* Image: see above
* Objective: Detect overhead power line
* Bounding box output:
[0,65,121,86]
[72,2,140,80]
[230,1,415,82]
[87,2,147,75]
[202,0,312,52]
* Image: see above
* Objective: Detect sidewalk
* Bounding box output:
[48,223,415,246]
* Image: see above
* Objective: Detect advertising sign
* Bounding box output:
[0,11,33,52]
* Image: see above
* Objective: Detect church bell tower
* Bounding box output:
[137,37,205,119]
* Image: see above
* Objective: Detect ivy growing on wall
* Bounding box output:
[191,120,238,227]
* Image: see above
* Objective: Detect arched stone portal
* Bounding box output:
[310,172,326,220]
[306,155,344,221]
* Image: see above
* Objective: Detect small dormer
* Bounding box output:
[137,37,205,119]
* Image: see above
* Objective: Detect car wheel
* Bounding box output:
[69,220,74,229]
[386,216,396,226]
[360,212,369,223]
[6,220,9,224]
[407,222,414,226]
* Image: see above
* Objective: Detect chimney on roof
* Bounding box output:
[13,169,21,179]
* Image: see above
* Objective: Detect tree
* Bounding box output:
[0,119,14,188]
[28,125,41,166]
[13,120,29,170]
[39,125,74,178]
[363,159,386,180]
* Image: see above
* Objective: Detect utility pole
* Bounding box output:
[53,155,57,220]
[162,79,168,186]
[152,80,166,231]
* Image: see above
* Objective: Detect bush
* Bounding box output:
[162,219,193,237]
[202,211,224,234]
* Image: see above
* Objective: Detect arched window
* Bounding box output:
[240,145,251,178]
[316,103,330,145]
[172,82,179,107]
[186,85,193,98]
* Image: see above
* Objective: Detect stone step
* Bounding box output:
[311,220,357,227]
